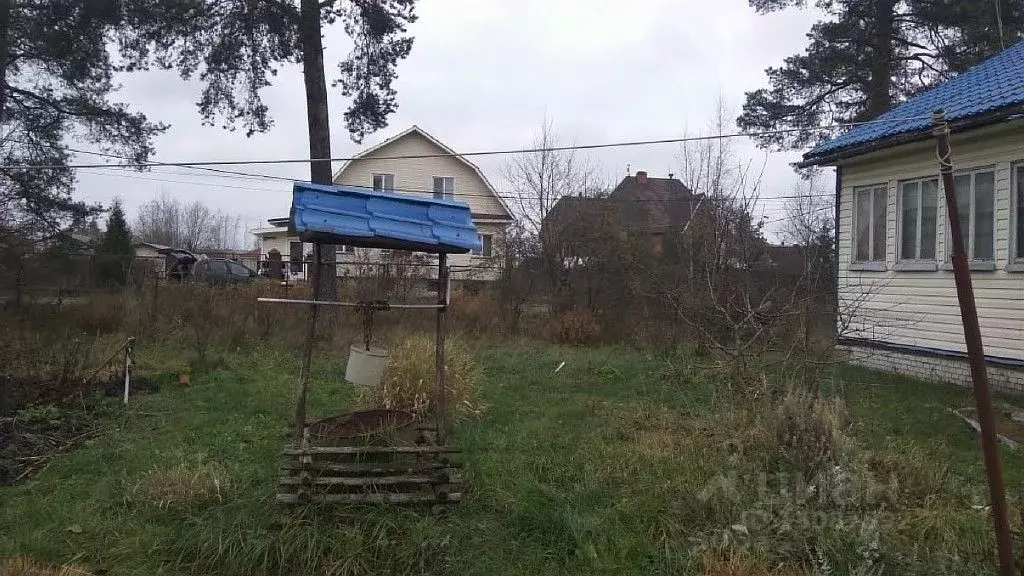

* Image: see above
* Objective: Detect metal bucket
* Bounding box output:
[345,345,388,387]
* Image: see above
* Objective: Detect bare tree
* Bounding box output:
[779,171,834,249]
[133,191,245,252]
[502,117,603,236]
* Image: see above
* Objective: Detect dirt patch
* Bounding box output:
[0,376,160,485]
[1,373,158,417]
[308,409,416,445]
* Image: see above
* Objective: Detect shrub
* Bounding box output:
[449,290,500,335]
[72,291,138,334]
[544,309,600,345]
[371,333,482,419]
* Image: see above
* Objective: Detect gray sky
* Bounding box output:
[74,0,826,242]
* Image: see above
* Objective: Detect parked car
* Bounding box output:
[190,258,258,284]
[157,247,199,281]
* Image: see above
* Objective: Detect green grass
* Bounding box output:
[1,341,1023,575]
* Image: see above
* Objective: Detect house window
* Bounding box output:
[372,173,394,193]
[952,168,996,261]
[472,234,493,257]
[1014,164,1024,263]
[433,176,454,199]
[853,185,887,262]
[337,245,355,254]
[289,241,303,274]
[898,178,938,260]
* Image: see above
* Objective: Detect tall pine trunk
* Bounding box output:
[298,0,337,301]
[866,0,896,119]
[0,0,11,122]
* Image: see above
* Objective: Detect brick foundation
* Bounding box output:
[839,344,1024,396]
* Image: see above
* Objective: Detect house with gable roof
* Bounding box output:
[253,126,514,281]
[801,41,1024,392]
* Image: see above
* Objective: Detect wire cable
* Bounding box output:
[1,115,936,171]
[78,166,839,204]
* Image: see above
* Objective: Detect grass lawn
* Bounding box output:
[1,341,1023,575]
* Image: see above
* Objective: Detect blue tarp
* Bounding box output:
[290,182,482,254]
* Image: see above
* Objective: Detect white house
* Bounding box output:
[801,41,1024,393]
[253,125,513,281]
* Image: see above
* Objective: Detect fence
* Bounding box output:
[0,247,838,352]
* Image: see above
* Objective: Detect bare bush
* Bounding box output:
[544,309,600,346]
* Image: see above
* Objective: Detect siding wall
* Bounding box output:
[332,129,507,279]
[255,130,509,281]
[838,123,1024,362]
[334,130,508,217]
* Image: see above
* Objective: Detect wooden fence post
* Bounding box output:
[122,337,135,405]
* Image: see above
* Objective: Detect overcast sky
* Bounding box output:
[74,0,827,243]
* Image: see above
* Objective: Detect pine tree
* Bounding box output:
[120,0,417,143]
[1,1,418,252]
[738,0,1024,151]
[0,1,164,245]
[96,200,134,287]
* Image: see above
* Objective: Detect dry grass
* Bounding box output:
[544,309,600,345]
[700,556,811,576]
[130,461,228,508]
[0,558,92,576]
[449,290,500,335]
[371,333,483,419]
[770,388,851,479]
[613,404,692,458]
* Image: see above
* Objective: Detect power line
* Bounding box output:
[16,139,299,183]
[31,136,839,203]
[79,167,836,204]
[2,115,934,170]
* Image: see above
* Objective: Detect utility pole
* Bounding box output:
[932,109,1014,576]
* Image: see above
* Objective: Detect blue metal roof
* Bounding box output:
[805,40,1024,161]
[290,182,481,254]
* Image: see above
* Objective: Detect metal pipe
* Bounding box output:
[932,109,1014,576]
[293,244,323,442]
[257,297,444,309]
[435,253,448,445]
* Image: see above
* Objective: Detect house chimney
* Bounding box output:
[636,170,648,184]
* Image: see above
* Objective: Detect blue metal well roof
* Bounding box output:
[290,182,481,254]
[805,40,1024,162]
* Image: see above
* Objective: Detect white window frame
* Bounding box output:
[372,173,395,193]
[1011,163,1024,271]
[851,184,888,268]
[472,234,493,257]
[336,245,355,255]
[896,177,939,263]
[433,176,455,199]
[947,166,997,265]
